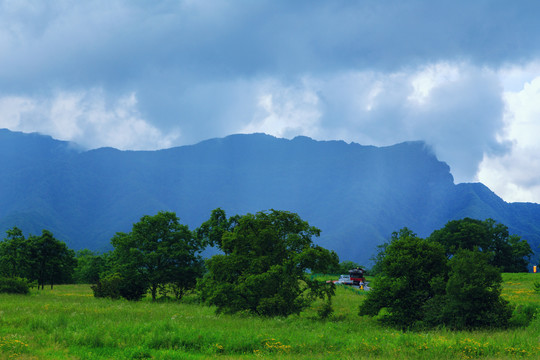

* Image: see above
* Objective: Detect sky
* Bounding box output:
[1,0,540,203]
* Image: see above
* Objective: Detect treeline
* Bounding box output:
[0,209,339,317]
[0,211,535,328]
[0,228,75,290]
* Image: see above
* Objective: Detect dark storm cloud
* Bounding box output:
[3,0,540,89]
[1,0,539,189]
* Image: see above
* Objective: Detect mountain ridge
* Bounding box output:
[0,128,538,265]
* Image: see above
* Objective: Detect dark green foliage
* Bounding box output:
[28,230,77,289]
[0,227,29,278]
[107,211,204,301]
[117,270,148,301]
[198,209,338,317]
[331,260,363,275]
[0,277,30,294]
[429,218,533,272]
[359,228,447,329]
[424,250,513,329]
[0,227,76,289]
[91,273,123,299]
[361,225,513,330]
[73,250,108,284]
[509,304,539,327]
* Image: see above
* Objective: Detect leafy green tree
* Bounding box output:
[362,225,515,330]
[73,250,108,284]
[198,209,339,317]
[332,260,362,275]
[428,218,532,272]
[439,249,512,329]
[0,227,30,278]
[359,228,447,329]
[27,230,76,289]
[109,211,204,301]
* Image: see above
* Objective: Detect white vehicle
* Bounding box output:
[333,275,354,285]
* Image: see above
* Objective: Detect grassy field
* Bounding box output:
[0,274,539,359]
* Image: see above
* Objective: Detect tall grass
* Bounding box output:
[0,276,538,359]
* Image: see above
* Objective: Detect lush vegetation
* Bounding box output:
[360,220,528,330]
[0,276,537,359]
[0,227,76,289]
[0,213,538,358]
[429,218,533,272]
[197,209,338,317]
[101,211,204,301]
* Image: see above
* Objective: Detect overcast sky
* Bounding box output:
[1,0,540,203]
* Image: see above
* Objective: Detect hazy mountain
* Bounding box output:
[1,128,538,265]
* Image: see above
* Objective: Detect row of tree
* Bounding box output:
[0,228,75,289]
[90,209,338,317]
[0,211,534,327]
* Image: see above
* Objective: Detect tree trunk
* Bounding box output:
[151,283,157,301]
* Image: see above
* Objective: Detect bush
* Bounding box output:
[0,277,30,294]
[118,271,147,301]
[509,304,539,327]
[91,273,123,299]
[91,272,147,301]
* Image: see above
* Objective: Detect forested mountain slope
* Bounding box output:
[1,129,538,265]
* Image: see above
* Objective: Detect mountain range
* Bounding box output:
[1,128,538,266]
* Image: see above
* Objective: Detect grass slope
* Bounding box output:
[0,274,538,359]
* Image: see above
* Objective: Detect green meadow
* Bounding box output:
[0,274,539,359]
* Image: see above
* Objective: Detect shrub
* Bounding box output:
[438,249,513,329]
[509,304,539,327]
[91,273,123,299]
[0,277,30,294]
[533,281,540,293]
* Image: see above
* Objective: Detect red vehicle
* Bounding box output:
[329,267,367,287]
[348,267,366,286]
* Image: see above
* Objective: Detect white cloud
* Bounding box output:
[240,79,322,139]
[477,75,540,203]
[0,89,180,150]
[408,63,460,104]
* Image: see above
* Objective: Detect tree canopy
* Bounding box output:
[428,218,533,272]
[360,224,514,330]
[197,209,339,317]
[109,211,204,301]
[359,228,448,328]
[0,228,76,289]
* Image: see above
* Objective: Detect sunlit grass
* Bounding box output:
[0,274,538,359]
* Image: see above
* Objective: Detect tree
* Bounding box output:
[329,260,363,275]
[438,249,512,329]
[73,250,108,284]
[359,228,448,329]
[361,226,515,330]
[428,218,533,272]
[0,227,29,278]
[197,209,339,317]
[27,230,76,289]
[109,211,204,301]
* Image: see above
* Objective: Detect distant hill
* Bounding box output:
[0,128,538,266]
